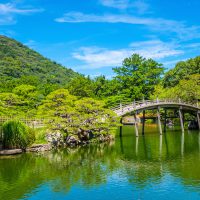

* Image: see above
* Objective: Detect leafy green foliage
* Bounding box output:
[0,35,80,116]
[38,89,119,135]
[67,75,95,97]
[0,35,199,136]
[151,74,200,102]
[2,120,35,149]
[104,94,131,108]
[0,93,23,116]
[163,56,200,87]
[113,54,164,100]
[65,54,164,106]
[93,76,120,98]
[74,98,119,135]
[37,89,77,119]
[0,35,78,93]
[34,127,48,144]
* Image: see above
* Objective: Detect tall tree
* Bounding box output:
[37,89,118,135]
[163,56,200,87]
[67,75,95,98]
[152,74,200,102]
[113,54,164,100]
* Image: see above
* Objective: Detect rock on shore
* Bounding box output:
[0,131,115,155]
[0,149,22,155]
[26,144,52,152]
[46,130,115,148]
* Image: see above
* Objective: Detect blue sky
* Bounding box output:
[0,0,200,78]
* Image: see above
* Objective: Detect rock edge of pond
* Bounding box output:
[0,133,115,155]
[0,149,23,155]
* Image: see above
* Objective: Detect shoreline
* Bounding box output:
[0,133,115,156]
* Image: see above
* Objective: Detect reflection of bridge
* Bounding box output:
[112,99,200,136]
[120,131,196,158]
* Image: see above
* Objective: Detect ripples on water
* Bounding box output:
[0,125,200,200]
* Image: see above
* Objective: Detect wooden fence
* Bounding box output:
[0,117,47,140]
[0,117,45,128]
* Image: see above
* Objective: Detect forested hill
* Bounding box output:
[0,35,78,92]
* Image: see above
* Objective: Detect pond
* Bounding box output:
[0,125,200,200]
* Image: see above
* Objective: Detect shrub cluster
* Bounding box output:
[2,120,35,149]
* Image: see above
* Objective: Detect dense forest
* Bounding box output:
[0,35,199,148]
[0,35,199,118]
[0,35,78,94]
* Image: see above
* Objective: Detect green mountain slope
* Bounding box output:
[0,35,78,92]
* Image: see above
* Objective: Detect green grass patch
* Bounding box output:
[34,127,48,144]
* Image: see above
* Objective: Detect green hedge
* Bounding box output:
[2,120,35,149]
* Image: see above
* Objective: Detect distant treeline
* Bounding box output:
[0,35,199,118]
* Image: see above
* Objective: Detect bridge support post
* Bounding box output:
[197,112,200,130]
[164,109,167,133]
[142,110,145,135]
[157,107,162,135]
[134,113,139,137]
[179,108,184,133]
[120,102,123,115]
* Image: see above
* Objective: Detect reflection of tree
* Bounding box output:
[122,161,163,188]
[0,154,54,200]
[166,133,200,189]
[116,126,200,189]
[47,143,122,193]
[0,129,200,199]
[0,142,122,200]
[167,153,200,188]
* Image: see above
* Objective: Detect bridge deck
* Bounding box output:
[112,99,200,116]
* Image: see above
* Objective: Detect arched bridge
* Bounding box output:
[112,99,200,116]
[111,99,200,136]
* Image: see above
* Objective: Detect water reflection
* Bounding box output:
[135,136,138,156]
[181,132,184,156]
[118,127,199,161]
[0,126,200,199]
[159,134,162,157]
[199,132,200,153]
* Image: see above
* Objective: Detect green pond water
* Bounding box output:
[0,125,200,200]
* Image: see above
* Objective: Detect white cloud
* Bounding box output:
[100,0,130,10]
[130,40,183,58]
[72,46,131,68]
[72,40,183,69]
[99,0,149,13]
[55,12,200,40]
[55,12,152,24]
[184,43,200,48]
[0,3,44,25]
[0,3,43,14]
[24,40,37,48]
[131,0,149,14]
[0,15,15,25]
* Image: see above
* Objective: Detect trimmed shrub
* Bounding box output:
[2,120,35,149]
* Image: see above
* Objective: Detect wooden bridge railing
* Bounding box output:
[114,98,200,137]
[111,99,199,113]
